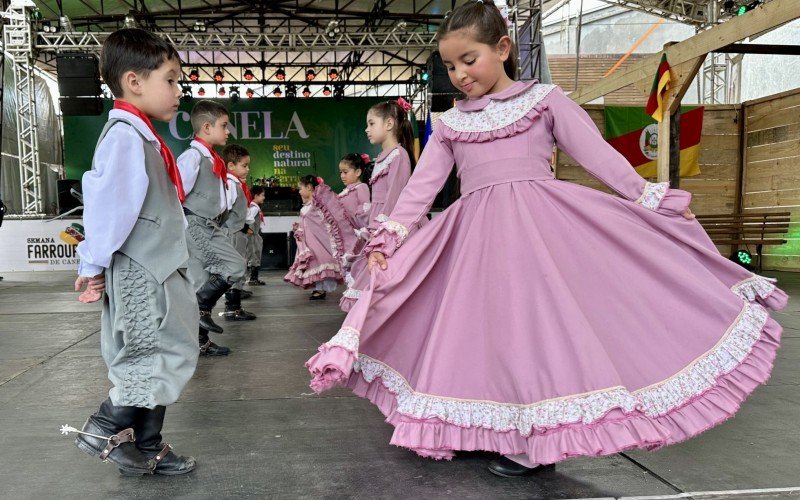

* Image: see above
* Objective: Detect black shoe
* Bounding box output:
[487,456,555,478]
[224,308,257,321]
[133,406,196,476]
[196,274,232,333]
[240,290,253,300]
[73,399,155,475]
[199,310,224,334]
[309,291,327,300]
[247,267,266,286]
[200,340,230,356]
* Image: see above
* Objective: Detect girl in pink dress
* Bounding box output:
[336,153,372,269]
[340,101,420,311]
[307,1,787,477]
[283,176,344,300]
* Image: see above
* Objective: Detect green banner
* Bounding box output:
[63,97,387,192]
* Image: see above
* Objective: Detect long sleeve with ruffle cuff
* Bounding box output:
[306,326,360,393]
[363,214,409,258]
[636,181,693,216]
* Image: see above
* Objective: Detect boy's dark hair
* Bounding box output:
[437,2,517,80]
[222,144,249,166]
[250,185,265,197]
[369,101,416,169]
[191,100,229,134]
[101,28,180,98]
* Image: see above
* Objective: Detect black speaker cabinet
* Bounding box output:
[57,179,83,215]
[60,97,104,116]
[56,54,101,97]
[427,51,461,112]
[260,232,294,270]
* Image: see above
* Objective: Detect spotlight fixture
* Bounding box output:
[230,86,240,103]
[59,16,74,32]
[246,88,255,98]
[198,87,206,96]
[218,87,226,97]
[275,67,286,81]
[286,84,297,100]
[41,21,57,33]
[181,85,192,102]
[333,83,345,100]
[322,86,332,96]
[124,13,137,29]
[396,20,408,31]
[272,86,283,97]
[306,69,316,81]
[192,20,207,32]
[213,68,224,82]
[189,68,200,81]
[303,86,312,98]
[325,19,342,38]
[730,249,754,269]
[418,68,430,82]
[244,68,255,81]
[328,68,339,81]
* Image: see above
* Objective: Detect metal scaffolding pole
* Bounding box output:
[2,1,42,214]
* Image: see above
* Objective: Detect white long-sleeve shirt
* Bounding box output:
[246,202,260,225]
[177,140,230,212]
[77,109,156,278]
[226,173,241,205]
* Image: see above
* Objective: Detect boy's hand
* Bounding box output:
[75,273,106,303]
[368,251,388,271]
[247,228,254,235]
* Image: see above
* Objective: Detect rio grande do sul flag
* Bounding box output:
[604,106,703,178]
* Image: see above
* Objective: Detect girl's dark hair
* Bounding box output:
[437,1,517,80]
[340,153,372,182]
[299,175,320,188]
[368,101,416,168]
[101,28,181,98]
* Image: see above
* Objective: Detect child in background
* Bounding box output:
[246,186,267,286]
[222,144,257,321]
[284,176,344,300]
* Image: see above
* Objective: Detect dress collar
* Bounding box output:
[455,80,538,112]
[375,145,401,163]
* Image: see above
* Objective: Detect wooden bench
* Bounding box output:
[695,212,790,271]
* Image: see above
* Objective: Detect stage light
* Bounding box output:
[124,13,137,29]
[214,68,224,82]
[59,16,74,31]
[192,20,207,32]
[303,86,311,98]
[244,68,255,81]
[246,88,255,98]
[275,67,286,81]
[333,83,345,100]
[198,87,206,96]
[306,69,316,81]
[218,87,226,97]
[322,86,332,96]
[730,250,754,269]
[325,20,341,38]
[189,68,200,81]
[420,69,429,82]
[396,20,407,31]
[286,84,298,99]
[181,85,192,102]
[230,86,240,102]
[272,86,283,97]
[328,68,339,81]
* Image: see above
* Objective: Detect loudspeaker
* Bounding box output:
[260,232,293,270]
[57,179,83,215]
[60,97,104,116]
[427,51,461,112]
[57,54,101,97]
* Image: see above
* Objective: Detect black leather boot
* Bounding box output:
[224,289,257,321]
[196,274,231,334]
[487,456,555,478]
[74,398,155,475]
[199,328,230,356]
[247,266,266,286]
[134,406,196,475]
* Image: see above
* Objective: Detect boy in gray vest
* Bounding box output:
[245,186,267,286]
[222,144,257,320]
[71,28,198,476]
[177,101,246,355]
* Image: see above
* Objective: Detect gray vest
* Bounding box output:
[182,147,226,219]
[225,182,247,232]
[97,118,189,284]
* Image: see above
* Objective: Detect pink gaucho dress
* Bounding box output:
[306,80,787,464]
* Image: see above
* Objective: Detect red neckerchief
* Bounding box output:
[193,136,228,186]
[113,100,185,202]
[241,181,254,205]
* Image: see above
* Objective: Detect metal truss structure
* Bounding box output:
[599,0,776,26]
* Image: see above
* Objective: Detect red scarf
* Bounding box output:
[193,136,228,185]
[241,182,254,205]
[113,100,185,203]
